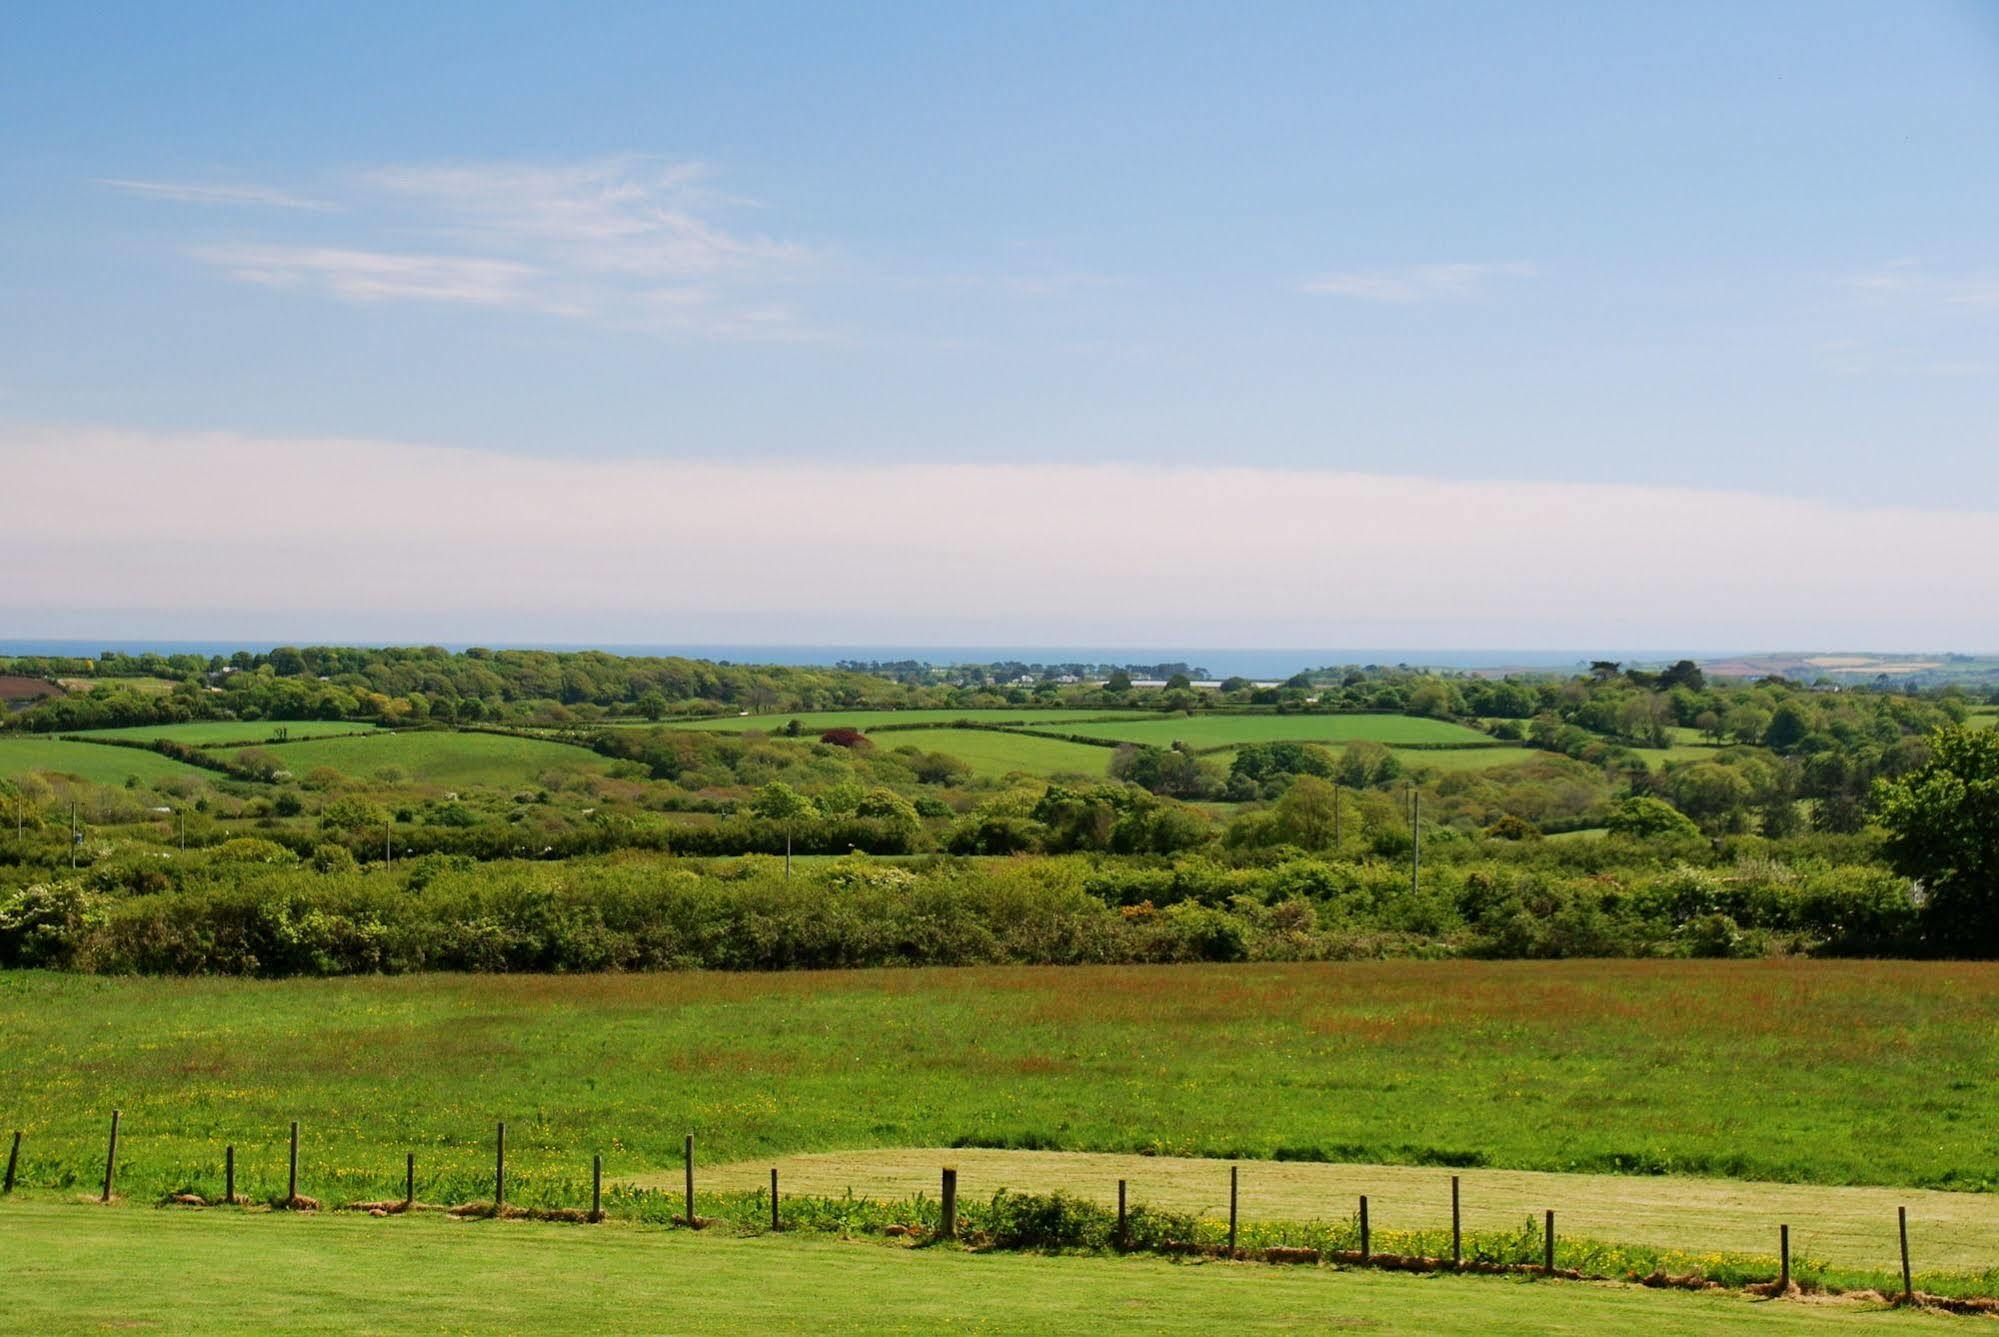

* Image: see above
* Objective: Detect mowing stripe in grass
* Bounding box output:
[682,1147,1999,1276]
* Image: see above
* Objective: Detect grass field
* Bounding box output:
[0,736,210,785]
[52,675,181,695]
[1391,747,1541,773]
[253,730,610,787]
[657,708,1153,733]
[876,727,1116,779]
[3,961,1995,1211]
[695,1147,1989,1275]
[0,1201,1926,1336]
[1029,715,1494,748]
[66,720,380,746]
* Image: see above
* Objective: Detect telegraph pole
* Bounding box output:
[1409,788,1420,895]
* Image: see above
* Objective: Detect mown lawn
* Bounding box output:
[1,961,1995,1212]
[248,730,611,788]
[696,1147,1990,1276]
[0,736,210,785]
[0,1200,1929,1335]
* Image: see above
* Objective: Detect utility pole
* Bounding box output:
[1409,788,1420,895]
[70,801,78,871]
[179,809,187,853]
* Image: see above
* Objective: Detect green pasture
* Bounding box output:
[0,736,210,786]
[0,1201,1921,1336]
[1031,715,1493,749]
[52,675,181,695]
[3,960,1996,1212]
[66,720,380,746]
[879,728,1116,779]
[1394,747,1541,774]
[252,730,611,788]
[658,708,1153,733]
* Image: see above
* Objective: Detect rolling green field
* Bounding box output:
[66,720,381,746]
[2,961,1994,1211]
[658,708,1153,733]
[1029,715,1495,748]
[254,730,611,788]
[876,727,1117,779]
[0,736,210,785]
[0,1200,1923,1336]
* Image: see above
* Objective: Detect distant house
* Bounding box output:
[0,675,65,709]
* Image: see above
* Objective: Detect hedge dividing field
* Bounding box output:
[659,709,1153,733]
[1032,714,1498,748]
[67,721,381,746]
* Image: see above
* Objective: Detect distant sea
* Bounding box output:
[0,640,1692,678]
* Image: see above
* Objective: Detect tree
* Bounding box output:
[1762,702,1811,753]
[1662,762,1754,834]
[1105,670,1133,694]
[748,781,817,875]
[1165,672,1193,691]
[1874,725,1999,953]
[1659,659,1706,692]
[1274,775,1340,850]
[1605,795,1700,840]
[636,691,668,721]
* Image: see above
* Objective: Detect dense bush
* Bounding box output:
[0,843,1923,977]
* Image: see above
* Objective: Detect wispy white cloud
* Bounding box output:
[1844,260,1999,306]
[1302,262,1536,303]
[128,156,822,340]
[193,246,541,308]
[362,158,807,277]
[5,423,1996,648]
[96,178,334,211]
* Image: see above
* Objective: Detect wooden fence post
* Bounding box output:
[224,1145,235,1205]
[1450,1175,1461,1267]
[1228,1165,1239,1257]
[1780,1223,1790,1291]
[287,1121,299,1203]
[405,1152,415,1207]
[1359,1194,1370,1261]
[941,1167,958,1240]
[592,1155,604,1223]
[1544,1209,1555,1275]
[100,1110,120,1203]
[683,1134,695,1227]
[1117,1178,1128,1250]
[3,1130,19,1194]
[769,1167,779,1232]
[1899,1206,1913,1301]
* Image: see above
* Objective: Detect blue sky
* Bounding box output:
[5,2,1999,647]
